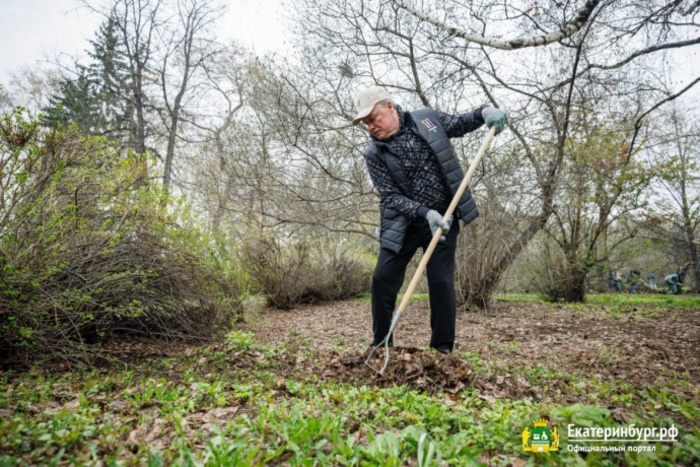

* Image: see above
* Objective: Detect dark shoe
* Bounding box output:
[433,345,452,355]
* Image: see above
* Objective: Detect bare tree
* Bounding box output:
[0,67,61,114]
[199,52,380,240]
[187,45,248,234]
[645,108,700,292]
[89,0,164,155]
[84,0,228,192]
[155,0,224,191]
[286,0,700,306]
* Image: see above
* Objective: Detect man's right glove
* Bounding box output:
[482,106,508,135]
[426,210,452,242]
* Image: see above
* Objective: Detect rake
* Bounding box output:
[365,126,497,375]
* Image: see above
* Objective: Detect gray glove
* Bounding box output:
[426,210,452,241]
[481,106,508,135]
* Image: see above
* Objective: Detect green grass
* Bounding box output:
[586,293,700,310]
[1,329,698,465]
[496,292,700,310]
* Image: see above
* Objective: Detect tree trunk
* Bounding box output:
[461,205,553,309]
[686,237,698,293]
[562,268,587,303]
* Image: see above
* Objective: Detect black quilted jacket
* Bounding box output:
[364,105,484,252]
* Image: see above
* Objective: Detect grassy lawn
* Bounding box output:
[496,292,700,311]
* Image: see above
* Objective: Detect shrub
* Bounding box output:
[241,237,309,310]
[520,239,589,303]
[241,235,372,310]
[0,110,243,367]
[303,240,373,303]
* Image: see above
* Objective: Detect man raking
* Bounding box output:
[353,86,507,355]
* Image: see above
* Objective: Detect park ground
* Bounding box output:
[1,294,699,465]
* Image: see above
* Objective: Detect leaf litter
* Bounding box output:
[83,299,699,405]
[237,300,699,407]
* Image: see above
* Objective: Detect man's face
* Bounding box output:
[361,101,399,140]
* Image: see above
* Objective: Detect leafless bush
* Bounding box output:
[241,235,372,310]
[517,238,587,303]
[241,237,310,310]
[303,240,372,302]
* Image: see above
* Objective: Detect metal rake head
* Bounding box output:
[364,310,402,375]
[364,338,392,375]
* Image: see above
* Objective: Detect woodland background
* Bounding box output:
[3,0,698,362]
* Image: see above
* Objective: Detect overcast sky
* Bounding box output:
[0,0,288,83]
[1,0,698,105]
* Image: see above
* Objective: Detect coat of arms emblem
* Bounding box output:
[522,418,559,452]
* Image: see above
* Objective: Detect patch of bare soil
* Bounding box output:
[239,300,700,410]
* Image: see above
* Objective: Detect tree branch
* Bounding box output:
[393,0,601,50]
[628,75,700,158]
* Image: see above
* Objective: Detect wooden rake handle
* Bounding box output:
[394,126,496,315]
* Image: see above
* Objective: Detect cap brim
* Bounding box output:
[352,106,373,125]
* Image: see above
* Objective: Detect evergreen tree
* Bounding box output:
[86,15,136,144]
[42,16,135,147]
[41,66,102,135]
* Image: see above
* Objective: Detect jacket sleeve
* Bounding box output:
[436,107,485,138]
[364,153,422,219]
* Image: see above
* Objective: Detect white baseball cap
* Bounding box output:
[352,86,393,125]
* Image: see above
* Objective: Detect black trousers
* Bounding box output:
[371,218,460,350]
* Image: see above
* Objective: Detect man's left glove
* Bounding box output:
[426,210,453,242]
[482,106,508,135]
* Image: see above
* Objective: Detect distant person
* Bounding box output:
[607,270,617,292]
[627,270,641,294]
[647,273,657,291]
[664,273,682,295]
[614,271,624,292]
